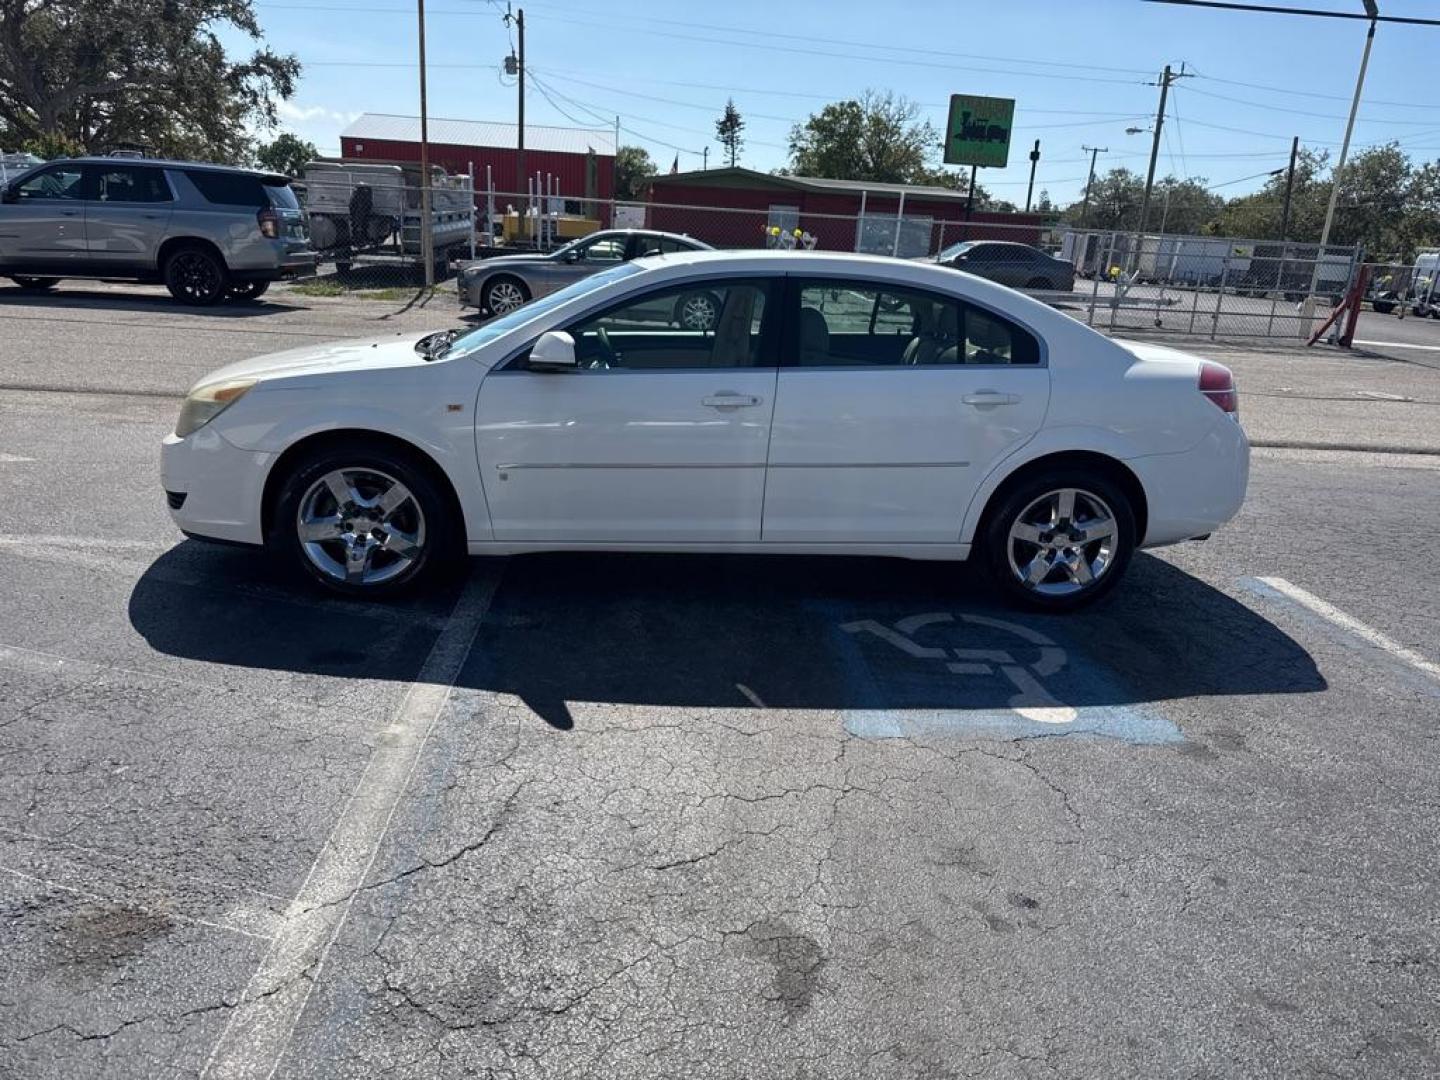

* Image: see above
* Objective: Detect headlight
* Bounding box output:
[175,378,257,438]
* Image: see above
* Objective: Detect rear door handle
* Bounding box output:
[962,390,1021,407]
[702,392,763,409]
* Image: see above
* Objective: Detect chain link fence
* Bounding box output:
[280,171,1400,344]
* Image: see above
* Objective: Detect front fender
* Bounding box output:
[215,389,494,543]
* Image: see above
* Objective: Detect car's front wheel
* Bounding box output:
[983,470,1136,611]
[483,276,529,316]
[12,276,59,292]
[270,441,457,597]
[164,245,229,305]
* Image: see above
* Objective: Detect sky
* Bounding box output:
[227,0,1440,207]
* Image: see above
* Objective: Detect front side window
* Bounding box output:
[552,278,774,370]
[576,236,625,263]
[92,166,171,203]
[794,280,1040,368]
[15,166,87,201]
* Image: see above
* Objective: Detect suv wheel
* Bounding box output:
[982,470,1136,611]
[226,280,271,302]
[164,246,229,305]
[12,276,59,292]
[270,440,458,597]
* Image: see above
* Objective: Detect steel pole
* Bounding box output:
[417,0,433,288]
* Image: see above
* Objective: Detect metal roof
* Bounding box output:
[653,166,975,202]
[341,113,616,157]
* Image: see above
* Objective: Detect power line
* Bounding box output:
[1183,83,1440,127]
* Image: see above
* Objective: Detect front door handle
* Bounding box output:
[702,392,763,409]
[60,209,80,217]
[962,390,1021,408]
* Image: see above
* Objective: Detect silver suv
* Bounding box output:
[0,158,315,304]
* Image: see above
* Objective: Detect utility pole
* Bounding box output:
[1307,9,1376,315]
[1136,63,1189,251]
[703,146,709,171]
[1024,139,1040,213]
[504,6,525,202]
[417,0,433,287]
[1279,135,1299,243]
[1080,145,1106,228]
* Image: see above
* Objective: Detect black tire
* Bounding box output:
[1372,300,1395,315]
[11,276,59,292]
[981,468,1137,612]
[483,275,529,316]
[164,245,229,305]
[269,439,460,598]
[673,290,721,330]
[226,280,271,302]
[1025,276,1053,291]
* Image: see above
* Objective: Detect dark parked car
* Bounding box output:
[934,240,1075,293]
[0,157,314,304]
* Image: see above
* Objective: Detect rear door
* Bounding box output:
[476,276,781,542]
[83,164,175,270]
[0,164,91,271]
[762,277,1050,544]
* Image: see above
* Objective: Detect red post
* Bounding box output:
[1339,264,1370,348]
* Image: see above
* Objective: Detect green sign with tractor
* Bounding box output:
[944,94,1015,169]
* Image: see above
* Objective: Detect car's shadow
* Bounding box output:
[0,284,305,317]
[128,545,1325,736]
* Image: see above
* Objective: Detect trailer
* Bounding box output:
[300,159,474,276]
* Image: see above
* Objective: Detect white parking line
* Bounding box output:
[1353,339,1440,352]
[200,568,502,1080]
[1256,576,1440,684]
[0,453,35,463]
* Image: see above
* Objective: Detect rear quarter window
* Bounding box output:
[263,183,300,210]
[184,170,267,207]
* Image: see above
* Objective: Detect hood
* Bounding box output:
[462,252,553,273]
[189,331,438,390]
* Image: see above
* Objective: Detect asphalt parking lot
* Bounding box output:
[2,281,1439,1079]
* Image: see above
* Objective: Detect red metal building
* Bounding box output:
[339,113,617,207]
[645,167,1044,255]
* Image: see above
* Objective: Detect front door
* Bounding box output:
[476,277,780,542]
[0,163,91,271]
[534,233,628,297]
[763,277,1050,543]
[83,164,175,270]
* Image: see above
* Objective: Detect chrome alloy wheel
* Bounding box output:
[679,293,718,330]
[486,279,526,314]
[1005,487,1118,598]
[296,468,427,586]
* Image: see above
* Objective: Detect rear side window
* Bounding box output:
[93,165,171,203]
[184,170,267,207]
[793,279,1041,367]
[263,182,300,210]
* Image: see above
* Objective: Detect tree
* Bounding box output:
[1059,167,1144,231]
[256,132,317,177]
[613,145,656,201]
[787,91,934,184]
[0,0,300,163]
[715,98,744,168]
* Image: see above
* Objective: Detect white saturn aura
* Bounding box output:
[161,250,1248,610]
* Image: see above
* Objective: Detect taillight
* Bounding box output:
[257,207,279,239]
[1199,361,1238,415]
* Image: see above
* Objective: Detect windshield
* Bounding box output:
[445,261,648,360]
[937,241,976,262]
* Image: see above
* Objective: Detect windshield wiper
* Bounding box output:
[414,328,466,361]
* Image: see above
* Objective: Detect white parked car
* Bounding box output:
[161,250,1248,610]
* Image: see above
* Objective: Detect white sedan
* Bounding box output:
[161,250,1248,610]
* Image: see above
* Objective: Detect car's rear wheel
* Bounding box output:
[1025,276,1053,290]
[484,276,528,316]
[226,280,271,302]
[983,470,1136,611]
[270,441,457,597]
[12,276,59,292]
[164,245,229,305]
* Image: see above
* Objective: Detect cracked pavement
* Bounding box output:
[1,286,1438,1078]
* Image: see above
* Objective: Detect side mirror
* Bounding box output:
[529,330,578,370]
[561,250,579,263]
[0,186,17,204]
